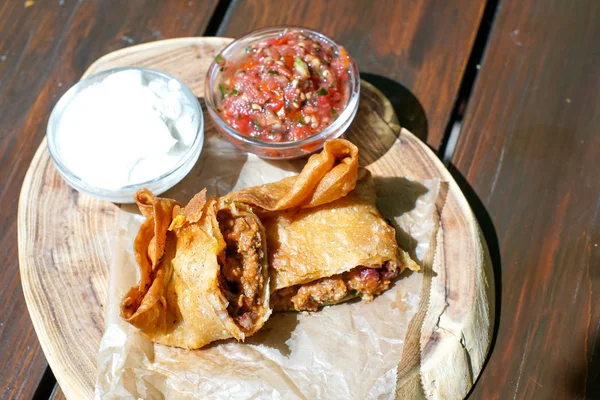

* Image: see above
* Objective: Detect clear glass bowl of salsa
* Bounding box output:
[205,26,360,159]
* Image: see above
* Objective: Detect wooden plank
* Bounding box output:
[0,0,218,398]
[217,0,487,150]
[452,0,600,398]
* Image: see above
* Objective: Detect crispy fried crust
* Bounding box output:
[224,139,418,308]
[121,138,418,347]
[121,192,270,349]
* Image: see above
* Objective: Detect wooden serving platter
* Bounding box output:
[18,38,493,399]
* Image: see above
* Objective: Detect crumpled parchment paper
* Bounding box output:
[95,132,441,400]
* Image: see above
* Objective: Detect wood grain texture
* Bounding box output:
[18,38,492,399]
[1,1,218,399]
[452,0,600,398]
[215,0,486,150]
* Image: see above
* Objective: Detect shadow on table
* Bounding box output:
[374,176,430,265]
[342,73,428,166]
[570,334,600,398]
[360,73,428,143]
[446,164,502,397]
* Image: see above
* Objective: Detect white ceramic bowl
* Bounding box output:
[47,67,204,203]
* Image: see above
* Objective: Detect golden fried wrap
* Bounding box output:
[225,138,359,211]
[265,170,402,288]
[226,139,419,311]
[121,190,270,349]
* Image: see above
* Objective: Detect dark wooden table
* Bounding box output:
[1,0,597,398]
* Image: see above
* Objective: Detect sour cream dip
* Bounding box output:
[47,67,203,202]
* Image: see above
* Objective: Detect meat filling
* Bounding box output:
[271,261,399,312]
[218,210,265,332]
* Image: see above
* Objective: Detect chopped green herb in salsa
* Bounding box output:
[216,30,351,142]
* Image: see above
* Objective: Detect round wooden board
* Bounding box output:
[18,38,493,400]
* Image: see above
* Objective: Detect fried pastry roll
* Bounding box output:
[121,189,270,349]
[226,139,419,311]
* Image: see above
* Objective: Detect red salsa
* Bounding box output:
[215,30,351,142]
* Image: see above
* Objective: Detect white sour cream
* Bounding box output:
[56,69,198,190]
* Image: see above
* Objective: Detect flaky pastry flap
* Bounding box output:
[224,139,358,212]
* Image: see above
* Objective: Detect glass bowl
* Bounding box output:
[47,67,204,203]
[204,26,360,159]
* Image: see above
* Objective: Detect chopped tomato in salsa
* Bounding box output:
[216,30,351,142]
